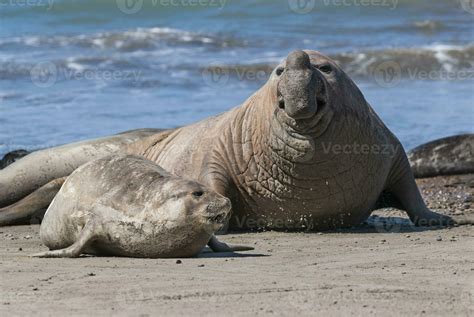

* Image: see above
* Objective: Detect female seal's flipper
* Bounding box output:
[207,235,254,252]
[31,221,97,258]
[0,177,66,226]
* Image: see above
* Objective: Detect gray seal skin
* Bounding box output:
[2,50,472,230]
[0,128,163,208]
[0,129,163,225]
[34,155,251,258]
[408,134,474,178]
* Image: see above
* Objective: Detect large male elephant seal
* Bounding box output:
[1,50,471,229]
[33,154,252,258]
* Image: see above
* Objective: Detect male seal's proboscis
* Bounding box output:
[33,154,252,258]
[1,50,472,229]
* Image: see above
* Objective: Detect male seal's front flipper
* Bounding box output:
[387,154,473,226]
[31,220,97,258]
[207,235,254,252]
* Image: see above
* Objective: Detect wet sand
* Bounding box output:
[1,174,473,316]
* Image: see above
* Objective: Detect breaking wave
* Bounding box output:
[1,32,472,83]
[0,27,244,52]
[333,44,474,76]
[200,44,474,81]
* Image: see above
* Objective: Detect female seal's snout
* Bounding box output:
[204,196,231,225]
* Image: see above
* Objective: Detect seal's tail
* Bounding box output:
[0,177,66,226]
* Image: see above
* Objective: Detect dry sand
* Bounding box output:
[1,174,473,316]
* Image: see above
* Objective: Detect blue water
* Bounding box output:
[0,0,473,156]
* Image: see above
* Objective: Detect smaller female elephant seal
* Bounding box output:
[33,155,252,258]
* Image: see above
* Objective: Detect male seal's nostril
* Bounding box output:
[276,67,284,76]
[279,99,285,109]
[192,191,204,197]
[286,50,311,70]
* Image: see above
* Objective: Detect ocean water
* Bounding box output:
[0,0,473,156]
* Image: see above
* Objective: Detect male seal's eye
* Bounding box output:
[318,64,332,74]
[276,67,284,76]
[192,191,204,197]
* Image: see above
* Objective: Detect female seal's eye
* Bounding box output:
[318,64,332,74]
[192,191,204,197]
[276,67,284,76]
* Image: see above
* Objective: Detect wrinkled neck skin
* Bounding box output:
[223,65,391,232]
[260,79,334,163]
[226,76,336,212]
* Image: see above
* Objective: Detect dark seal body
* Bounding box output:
[408,134,474,178]
[0,150,30,170]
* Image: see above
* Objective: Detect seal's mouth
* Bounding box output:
[277,90,327,116]
[204,198,231,226]
[315,89,327,113]
[206,212,228,224]
[275,83,328,135]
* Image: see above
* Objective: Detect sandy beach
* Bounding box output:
[0,174,472,316]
